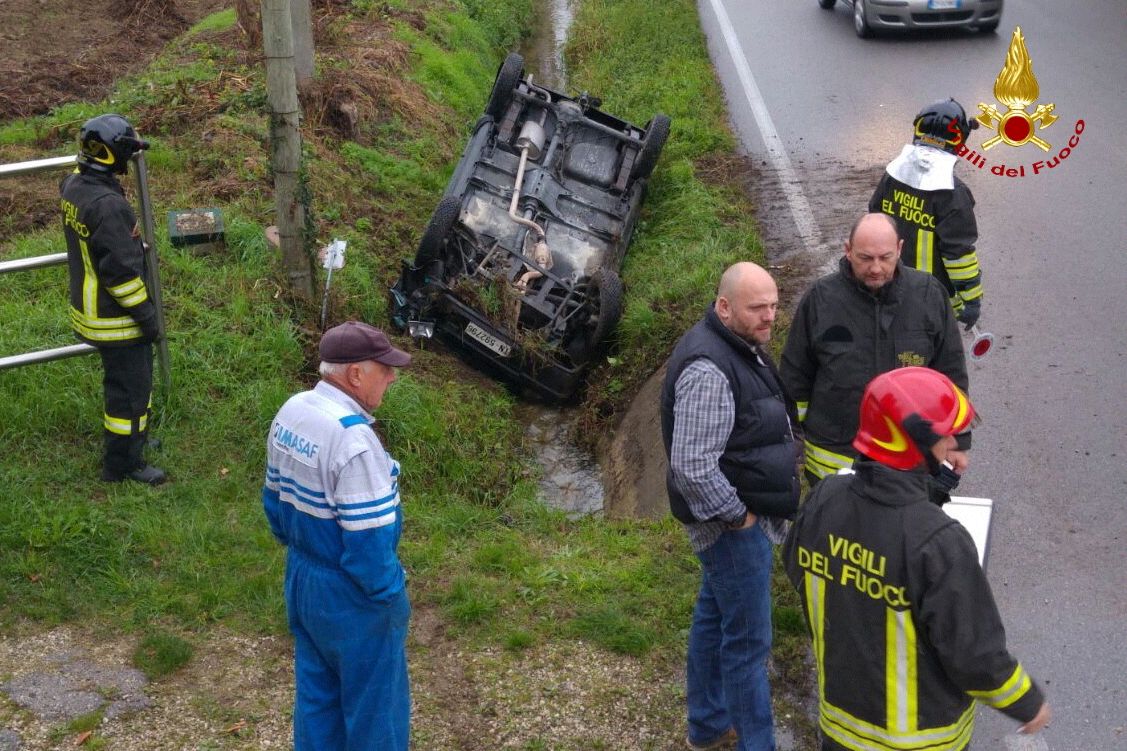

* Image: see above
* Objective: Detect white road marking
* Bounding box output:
[702,0,825,256]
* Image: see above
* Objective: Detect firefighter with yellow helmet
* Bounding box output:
[60,113,166,485]
[784,367,1050,751]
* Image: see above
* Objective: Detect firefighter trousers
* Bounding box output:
[98,343,153,477]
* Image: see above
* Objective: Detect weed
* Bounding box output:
[48,709,104,745]
[570,604,655,657]
[503,629,535,652]
[132,629,194,679]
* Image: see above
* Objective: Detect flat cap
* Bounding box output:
[320,321,412,367]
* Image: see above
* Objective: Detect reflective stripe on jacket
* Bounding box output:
[870,172,982,309]
[60,170,155,346]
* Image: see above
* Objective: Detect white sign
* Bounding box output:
[943,495,994,569]
[320,239,346,270]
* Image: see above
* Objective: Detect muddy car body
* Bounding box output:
[389,53,669,401]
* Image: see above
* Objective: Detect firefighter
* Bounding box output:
[60,113,165,485]
[870,99,984,330]
[780,213,969,486]
[784,367,1051,751]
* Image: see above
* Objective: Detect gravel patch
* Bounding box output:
[0,620,810,749]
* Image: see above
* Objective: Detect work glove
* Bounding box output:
[956,298,981,331]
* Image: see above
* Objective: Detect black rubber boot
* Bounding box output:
[102,464,167,486]
[127,465,167,485]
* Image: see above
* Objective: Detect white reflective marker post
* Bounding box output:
[319,239,346,331]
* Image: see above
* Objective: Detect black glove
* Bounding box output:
[927,461,961,507]
[139,316,161,343]
[957,298,981,331]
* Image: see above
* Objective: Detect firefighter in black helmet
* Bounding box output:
[870,98,985,330]
[60,113,166,485]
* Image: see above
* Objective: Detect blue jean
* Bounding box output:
[687,523,776,751]
[286,551,411,751]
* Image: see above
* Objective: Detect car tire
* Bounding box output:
[818,0,836,8]
[853,0,871,37]
[978,20,999,33]
[567,269,624,364]
[415,195,462,269]
[630,114,671,183]
[486,53,524,120]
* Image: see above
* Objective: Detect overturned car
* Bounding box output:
[389,53,670,401]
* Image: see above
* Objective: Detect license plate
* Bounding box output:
[927,0,960,8]
[464,322,512,357]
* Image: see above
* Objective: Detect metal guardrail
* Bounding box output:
[0,153,170,398]
[0,252,67,274]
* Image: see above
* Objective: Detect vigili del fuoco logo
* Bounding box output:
[956,26,1085,178]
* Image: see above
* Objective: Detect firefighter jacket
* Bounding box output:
[779,259,968,480]
[784,461,1045,751]
[60,170,156,346]
[869,146,982,314]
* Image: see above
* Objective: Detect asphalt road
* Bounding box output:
[696,1,1127,748]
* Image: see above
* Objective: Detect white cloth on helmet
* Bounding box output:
[885,143,957,192]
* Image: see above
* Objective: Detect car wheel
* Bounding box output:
[415,195,462,270]
[486,53,524,120]
[977,20,999,33]
[630,114,671,183]
[567,269,624,364]
[853,0,871,37]
[818,0,836,8]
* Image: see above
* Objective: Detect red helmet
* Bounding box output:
[853,367,976,470]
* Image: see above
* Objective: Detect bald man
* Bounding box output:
[780,213,970,487]
[660,262,802,751]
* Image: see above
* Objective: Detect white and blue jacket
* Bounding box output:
[263,381,405,602]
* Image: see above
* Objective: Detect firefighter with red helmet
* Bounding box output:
[61,113,166,484]
[870,99,985,330]
[784,367,1051,751]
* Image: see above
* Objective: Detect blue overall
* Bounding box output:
[264,382,410,751]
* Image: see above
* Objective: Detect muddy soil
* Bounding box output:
[0,0,228,122]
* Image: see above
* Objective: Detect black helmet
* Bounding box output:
[77,114,149,175]
[912,98,979,154]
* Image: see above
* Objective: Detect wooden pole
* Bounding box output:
[261,0,313,299]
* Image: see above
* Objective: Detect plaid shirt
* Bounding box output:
[671,357,791,552]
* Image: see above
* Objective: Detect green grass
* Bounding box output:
[0,0,814,745]
[563,0,769,409]
[133,629,195,679]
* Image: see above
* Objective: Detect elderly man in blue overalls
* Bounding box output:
[264,321,412,751]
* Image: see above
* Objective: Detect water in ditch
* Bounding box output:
[519,403,605,517]
[520,0,573,92]
[514,0,608,517]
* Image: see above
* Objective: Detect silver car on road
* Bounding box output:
[819,0,1003,38]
